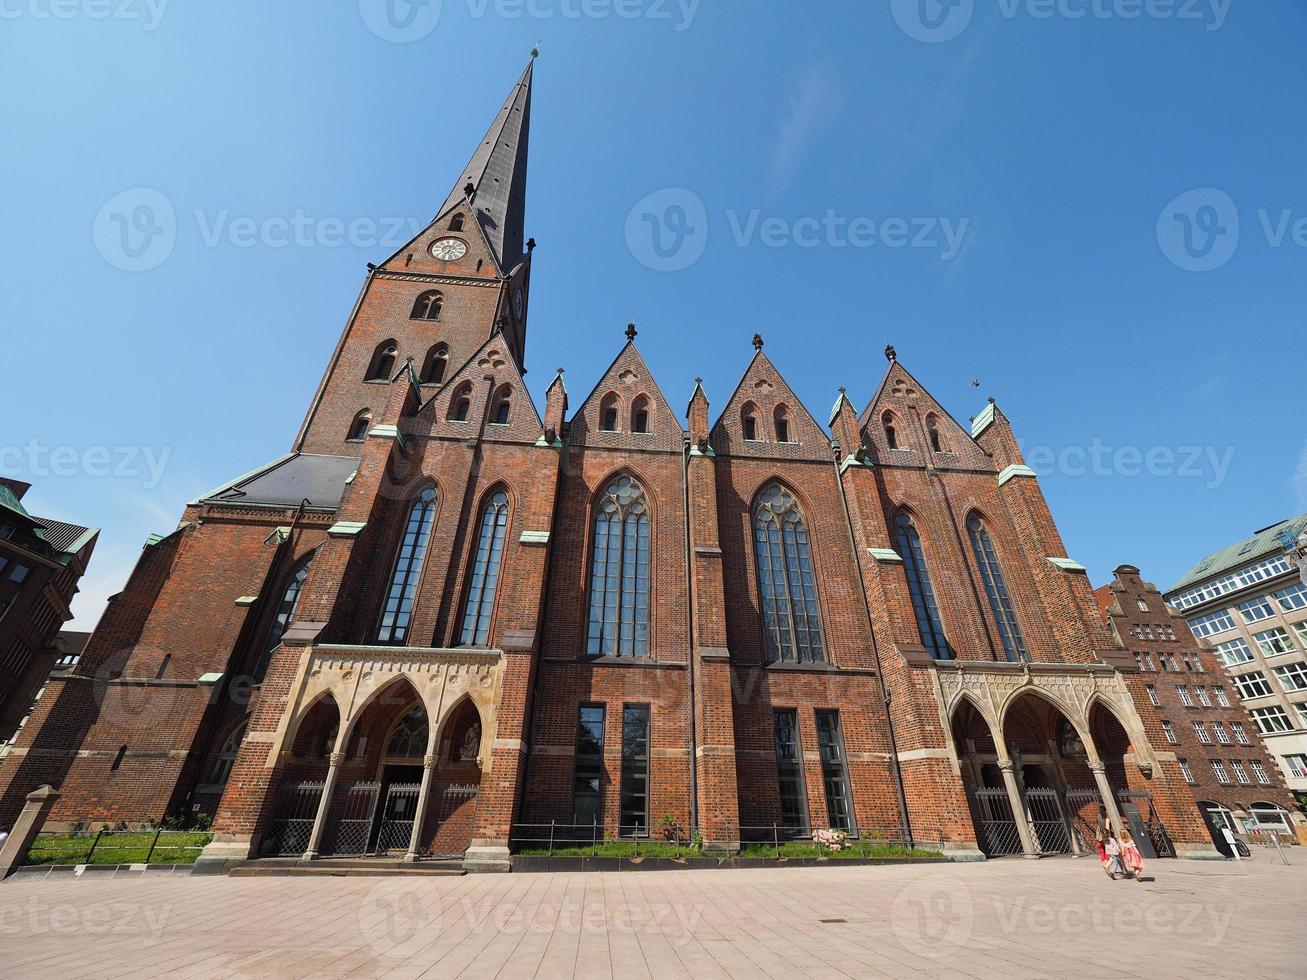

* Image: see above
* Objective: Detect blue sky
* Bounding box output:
[3,1,1305,628]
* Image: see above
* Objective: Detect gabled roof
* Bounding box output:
[709,348,829,461]
[434,58,533,271]
[567,337,683,453]
[859,358,993,471]
[35,518,98,556]
[197,454,360,510]
[1168,513,1307,594]
[416,330,543,440]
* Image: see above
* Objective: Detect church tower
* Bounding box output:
[295,59,535,457]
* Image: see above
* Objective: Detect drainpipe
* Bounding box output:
[681,432,700,834]
[831,442,913,845]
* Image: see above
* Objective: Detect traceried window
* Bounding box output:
[459,491,509,646]
[882,412,898,450]
[966,515,1026,662]
[896,512,953,660]
[410,290,443,321]
[489,384,512,425]
[377,487,437,644]
[366,340,398,380]
[586,476,650,658]
[254,552,314,680]
[450,383,473,422]
[421,344,449,384]
[753,483,825,663]
[385,704,429,757]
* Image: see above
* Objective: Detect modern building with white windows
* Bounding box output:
[1167,514,1307,810]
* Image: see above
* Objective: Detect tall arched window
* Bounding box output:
[378,487,437,644]
[366,340,398,380]
[631,395,650,434]
[773,406,791,443]
[490,384,512,425]
[346,410,371,442]
[254,551,314,680]
[410,290,443,321]
[742,402,759,441]
[450,382,473,422]
[894,512,952,660]
[586,475,650,657]
[600,394,620,432]
[459,490,509,645]
[966,515,1027,662]
[926,415,944,453]
[448,214,465,232]
[421,344,448,384]
[753,483,826,663]
[210,719,248,785]
[882,412,899,450]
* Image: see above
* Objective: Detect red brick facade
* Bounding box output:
[0,61,1230,867]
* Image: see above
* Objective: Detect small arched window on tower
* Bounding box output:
[490,384,512,425]
[448,213,465,232]
[926,415,944,453]
[450,382,473,423]
[773,405,791,443]
[347,410,371,442]
[882,412,899,450]
[600,394,620,432]
[742,402,759,442]
[366,340,398,381]
[631,395,650,434]
[421,344,449,385]
[410,290,443,321]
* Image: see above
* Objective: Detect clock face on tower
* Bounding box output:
[513,287,523,318]
[430,238,468,261]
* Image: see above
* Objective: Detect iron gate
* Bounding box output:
[376,782,422,853]
[1025,788,1073,854]
[973,787,1024,856]
[330,781,381,856]
[1118,791,1176,858]
[264,780,324,856]
[1065,787,1103,852]
[426,783,480,859]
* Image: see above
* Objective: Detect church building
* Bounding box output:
[0,59,1227,870]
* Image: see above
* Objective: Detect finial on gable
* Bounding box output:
[626,322,638,342]
[752,333,764,351]
[463,180,476,201]
[884,344,897,363]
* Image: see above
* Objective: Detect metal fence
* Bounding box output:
[973,788,1024,856]
[264,780,324,856]
[24,829,212,867]
[375,782,421,853]
[332,781,381,856]
[1026,788,1074,855]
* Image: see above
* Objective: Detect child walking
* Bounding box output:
[1119,828,1145,880]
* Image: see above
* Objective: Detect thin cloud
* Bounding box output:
[768,62,844,193]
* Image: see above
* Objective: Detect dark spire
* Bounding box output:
[437,59,534,270]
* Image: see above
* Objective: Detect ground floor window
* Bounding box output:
[619,704,650,837]
[572,705,605,827]
[815,710,854,832]
[1249,804,1292,834]
[773,709,808,834]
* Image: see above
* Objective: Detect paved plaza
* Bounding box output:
[0,857,1300,979]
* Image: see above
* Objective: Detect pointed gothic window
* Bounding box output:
[490,384,512,425]
[377,487,437,644]
[774,406,791,443]
[926,415,943,453]
[753,483,826,663]
[254,551,314,680]
[448,214,465,232]
[385,704,429,758]
[210,719,248,785]
[631,396,650,434]
[459,490,510,645]
[882,412,898,450]
[600,394,620,432]
[366,340,398,381]
[966,515,1027,662]
[410,290,443,321]
[347,410,371,442]
[586,475,650,657]
[421,345,448,384]
[450,383,473,422]
[742,402,759,442]
[894,512,952,660]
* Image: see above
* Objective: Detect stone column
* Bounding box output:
[998,760,1038,858]
[404,754,438,863]
[303,750,344,860]
[0,785,60,879]
[1088,760,1125,835]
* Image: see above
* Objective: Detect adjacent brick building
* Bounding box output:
[1096,566,1304,853]
[0,479,97,746]
[0,59,1230,869]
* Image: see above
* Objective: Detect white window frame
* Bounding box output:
[1211,760,1230,784]
[1274,663,1307,693]
[1213,686,1230,708]
[1178,759,1195,784]
[1146,684,1159,706]
[1212,722,1230,744]
[1231,721,1250,744]
[1234,672,1274,701]
[1254,627,1297,657]
[1231,760,1251,785]
[1249,759,1271,785]
[1161,720,1178,745]
[1193,722,1211,744]
[1238,596,1277,625]
[1176,685,1193,706]
[1250,706,1293,734]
